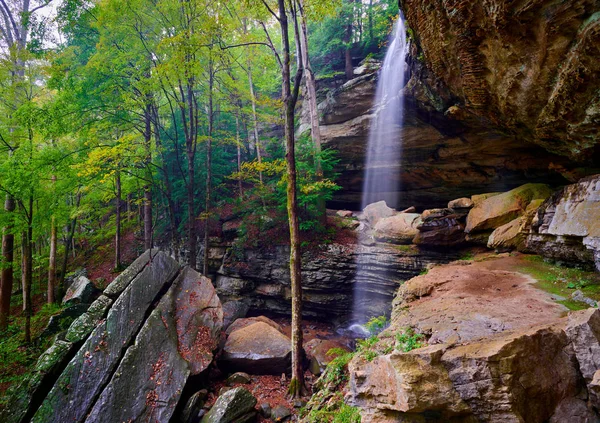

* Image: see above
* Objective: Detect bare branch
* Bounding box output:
[260,0,280,22]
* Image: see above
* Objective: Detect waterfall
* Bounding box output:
[351,15,408,328]
[362,15,408,208]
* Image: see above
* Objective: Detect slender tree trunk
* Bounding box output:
[298,0,326,223]
[115,170,122,270]
[344,0,355,81]
[152,105,178,244]
[247,67,263,184]
[48,216,57,304]
[59,192,81,297]
[22,196,33,343]
[144,104,153,250]
[236,111,243,199]
[203,62,214,276]
[277,0,305,398]
[127,193,132,221]
[0,195,16,331]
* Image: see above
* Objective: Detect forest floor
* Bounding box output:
[205,317,351,421]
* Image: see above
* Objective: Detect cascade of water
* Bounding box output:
[351,15,408,329]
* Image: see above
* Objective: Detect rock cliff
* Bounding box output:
[312,0,600,210]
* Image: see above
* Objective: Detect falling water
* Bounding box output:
[362,15,408,208]
[350,15,408,329]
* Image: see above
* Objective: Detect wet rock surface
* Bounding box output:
[62,275,100,306]
[201,387,257,423]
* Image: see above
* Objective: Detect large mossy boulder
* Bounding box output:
[220,320,291,374]
[32,252,181,423]
[465,184,553,234]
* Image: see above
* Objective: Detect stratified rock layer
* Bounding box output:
[216,242,458,321]
[401,0,600,162]
[527,175,600,270]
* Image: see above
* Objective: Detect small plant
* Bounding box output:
[459,252,475,261]
[364,315,388,335]
[419,268,429,276]
[395,327,426,352]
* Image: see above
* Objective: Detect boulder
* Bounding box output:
[305,339,351,376]
[33,252,181,423]
[487,199,543,252]
[226,372,252,385]
[221,321,292,374]
[421,208,452,222]
[201,387,257,423]
[62,275,100,306]
[65,295,112,344]
[38,304,89,340]
[526,175,600,270]
[181,390,208,423]
[373,213,421,244]
[271,405,292,422]
[363,201,396,227]
[225,316,283,336]
[549,397,599,423]
[336,210,354,218]
[84,266,222,423]
[349,325,582,422]
[565,309,600,408]
[222,301,250,331]
[413,216,466,247]
[466,184,553,233]
[448,198,474,210]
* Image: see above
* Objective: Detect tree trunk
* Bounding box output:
[115,170,122,270]
[48,216,57,304]
[298,0,326,223]
[247,66,263,184]
[278,0,305,398]
[344,0,355,81]
[203,61,214,276]
[144,104,153,250]
[59,192,81,298]
[22,196,33,344]
[0,195,16,331]
[236,111,243,199]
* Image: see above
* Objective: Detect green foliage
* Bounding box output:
[364,315,389,335]
[395,327,426,352]
[459,252,475,261]
[302,347,361,423]
[518,255,600,311]
[309,0,399,75]
[0,304,65,398]
[228,135,340,249]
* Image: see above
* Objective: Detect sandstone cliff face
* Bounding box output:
[401,0,600,161]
